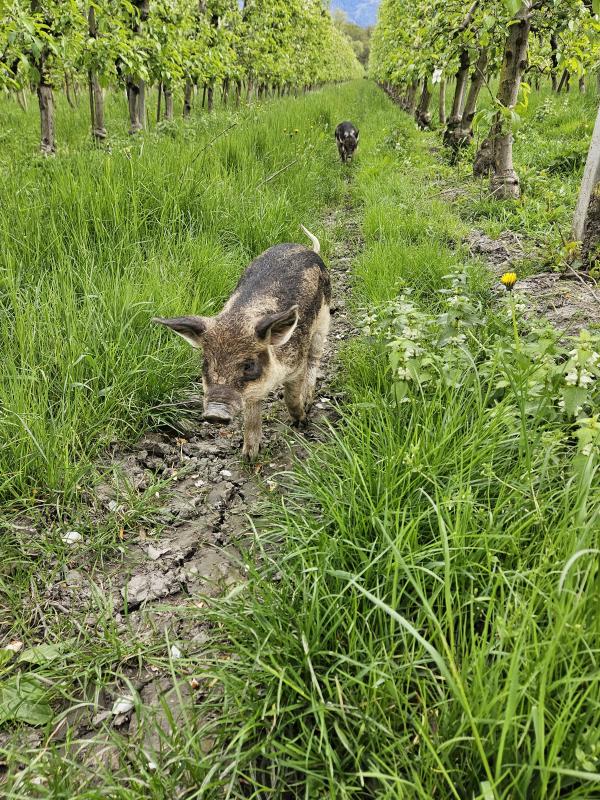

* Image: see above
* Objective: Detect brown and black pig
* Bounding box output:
[153,226,331,461]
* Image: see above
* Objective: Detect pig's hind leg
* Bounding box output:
[303,304,330,412]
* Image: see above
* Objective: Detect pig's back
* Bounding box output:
[336,121,356,138]
[226,244,331,318]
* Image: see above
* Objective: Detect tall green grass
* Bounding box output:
[193,88,600,798]
[0,83,371,508]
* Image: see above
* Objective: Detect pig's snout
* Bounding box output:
[203,387,242,425]
[204,402,234,425]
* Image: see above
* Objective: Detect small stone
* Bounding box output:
[92,710,112,727]
[220,469,232,478]
[122,571,180,605]
[148,544,171,561]
[62,531,83,545]
[170,645,182,659]
[65,569,83,586]
[111,696,134,715]
[207,482,233,506]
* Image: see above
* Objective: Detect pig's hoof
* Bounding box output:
[291,417,308,430]
[242,445,260,462]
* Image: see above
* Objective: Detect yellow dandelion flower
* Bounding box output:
[501,272,517,291]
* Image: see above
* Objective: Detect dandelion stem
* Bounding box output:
[510,295,519,348]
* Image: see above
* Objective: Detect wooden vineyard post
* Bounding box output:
[574,101,600,266]
[574,102,600,241]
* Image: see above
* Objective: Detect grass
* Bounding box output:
[1,78,600,798]
[421,81,599,271]
[0,85,358,509]
[189,87,600,798]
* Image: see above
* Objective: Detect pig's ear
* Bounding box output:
[152,316,209,348]
[255,305,299,347]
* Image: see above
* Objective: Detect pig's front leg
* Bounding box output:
[242,400,263,461]
[284,374,308,428]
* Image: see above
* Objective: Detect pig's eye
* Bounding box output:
[241,360,261,381]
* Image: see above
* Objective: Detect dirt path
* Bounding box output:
[76,203,361,639]
[5,190,363,772]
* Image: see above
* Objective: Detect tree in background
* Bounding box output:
[370,0,599,200]
[332,8,372,68]
[0,0,363,152]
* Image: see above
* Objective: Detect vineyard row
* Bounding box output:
[1,1,364,151]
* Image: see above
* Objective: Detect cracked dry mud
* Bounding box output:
[4,204,362,769]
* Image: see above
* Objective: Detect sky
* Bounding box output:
[330,1,381,28]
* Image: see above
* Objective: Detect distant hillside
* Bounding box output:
[331,1,379,28]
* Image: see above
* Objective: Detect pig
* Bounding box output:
[335,121,359,163]
[153,226,331,461]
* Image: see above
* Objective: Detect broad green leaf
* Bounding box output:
[561,386,588,418]
[20,640,74,665]
[503,0,523,16]
[0,675,53,726]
